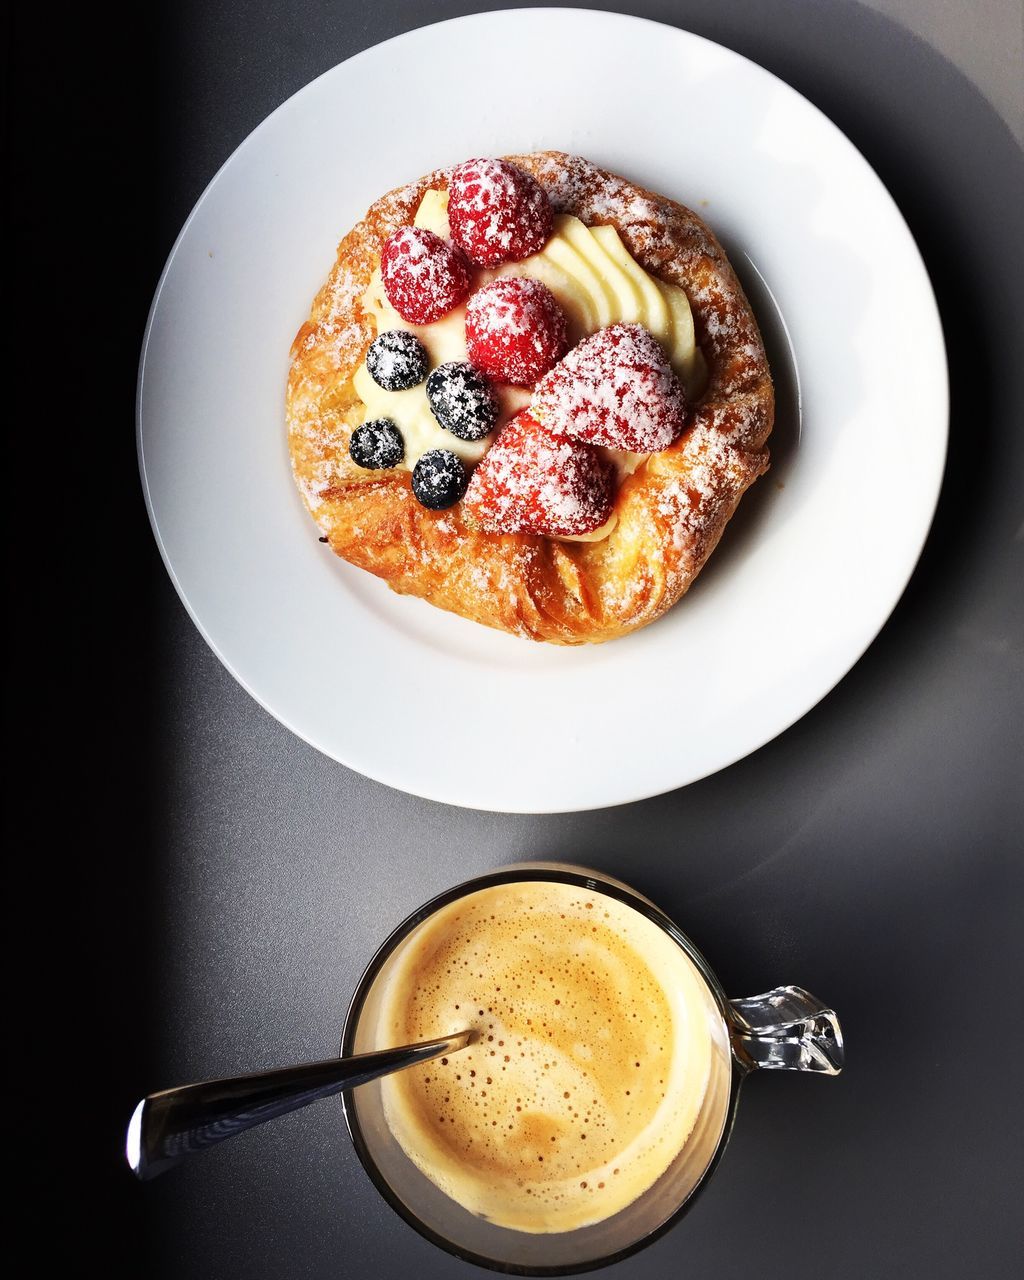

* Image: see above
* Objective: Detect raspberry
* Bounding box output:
[462,410,615,538]
[380,227,471,325]
[465,278,568,386]
[532,323,688,452]
[448,158,553,267]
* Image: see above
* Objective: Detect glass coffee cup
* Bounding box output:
[342,863,843,1274]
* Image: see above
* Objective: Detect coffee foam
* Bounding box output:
[376,881,725,1232]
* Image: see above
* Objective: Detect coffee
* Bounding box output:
[375,881,728,1232]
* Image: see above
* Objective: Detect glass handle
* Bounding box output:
[728,985,844,1075]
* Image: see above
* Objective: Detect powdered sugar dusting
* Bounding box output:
[464,411,614,537]
[465,277,568,385]
[448,159,553,266]
[527,154,678,265]
[381,226,470,324]
[534,324,687,452]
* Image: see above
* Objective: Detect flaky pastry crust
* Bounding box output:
[287,152,773,644]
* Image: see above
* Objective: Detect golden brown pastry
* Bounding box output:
[286,152,773,644]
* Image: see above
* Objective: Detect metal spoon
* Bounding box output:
[127,1030,474,1180]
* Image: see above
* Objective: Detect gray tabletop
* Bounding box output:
[132,2,1022,1277]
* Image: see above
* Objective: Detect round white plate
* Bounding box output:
[139,9,947,813]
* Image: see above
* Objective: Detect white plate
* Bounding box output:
[138,9,947,813]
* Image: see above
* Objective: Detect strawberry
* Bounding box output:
[380,226,471,325]
[465,277,568,386]
[533,323,688,452]
[463,410,614,537]
[447,158,553,267]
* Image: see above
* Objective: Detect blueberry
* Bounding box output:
[349,419,405,469]
[412,449,468,509]
[426,361,498,440]
[365,330,428,391]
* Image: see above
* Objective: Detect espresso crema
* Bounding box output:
[376,881,726,1232]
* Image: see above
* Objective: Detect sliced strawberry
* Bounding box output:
[380,227,471,325]
[463,410,614,537]
[448,158,553,267]
[532,323,688,452]
[465,277,568,386]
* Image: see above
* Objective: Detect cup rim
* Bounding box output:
[339,863,744,1275]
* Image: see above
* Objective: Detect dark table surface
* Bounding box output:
[14,1,1023,1276]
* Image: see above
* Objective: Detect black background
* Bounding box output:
[10,2,1023,1276]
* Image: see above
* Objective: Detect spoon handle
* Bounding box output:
[127,1031,472,1180]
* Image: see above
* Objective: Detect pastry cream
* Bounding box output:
[375,881,728,1233]
[353,190,705,483]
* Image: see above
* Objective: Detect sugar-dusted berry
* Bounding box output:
[532,323,688,452]
[380,227,471,325]
[365,329,429,391]
[462,410,614,537]
[447,158,553,267]
[465,277,568,387]
[425,361,499,441]
[411,449,468,510]
[349,419,405,470]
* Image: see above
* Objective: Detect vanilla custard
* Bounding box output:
[353,191,707,478]
[375,881,728,1233]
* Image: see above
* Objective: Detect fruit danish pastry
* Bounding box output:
[287,152,773,644]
